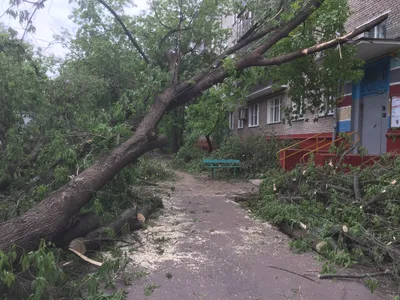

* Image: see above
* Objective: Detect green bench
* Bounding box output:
[202,159,241,178]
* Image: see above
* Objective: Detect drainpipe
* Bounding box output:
[332,107,337,141]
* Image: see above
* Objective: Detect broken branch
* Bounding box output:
[318,270,392,280]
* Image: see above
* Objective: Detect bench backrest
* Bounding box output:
[203,159,240,164]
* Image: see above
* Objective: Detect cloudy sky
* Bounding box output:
[0,0,149,57]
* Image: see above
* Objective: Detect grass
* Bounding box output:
[144,283,160,296]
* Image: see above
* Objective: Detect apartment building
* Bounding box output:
[227,0,400,162]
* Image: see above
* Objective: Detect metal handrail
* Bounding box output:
[276,133,323,159]
[300,131,361,163]
[276,133,324,170]
[281,139,328,161]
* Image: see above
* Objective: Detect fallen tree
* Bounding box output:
[0,0,388,255]
[248,145,400,287]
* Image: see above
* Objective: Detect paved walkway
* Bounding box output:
[126,171,385,300]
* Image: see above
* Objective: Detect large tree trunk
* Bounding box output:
[0,111,169,254]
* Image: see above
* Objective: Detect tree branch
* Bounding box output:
[318,270,391,280]
[192,0,324,83]
[252,0,324,57]
[254,13,389,67]
[96,0,150,64]
[21,0,47,41]
[166,8,387,112]
[237,0,284,43]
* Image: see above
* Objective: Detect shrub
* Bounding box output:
[213,135,291,177]
[172,143,208,172]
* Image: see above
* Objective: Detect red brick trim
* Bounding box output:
[266,132,333,140]
[390,84,400,96]
[337,95,352,107]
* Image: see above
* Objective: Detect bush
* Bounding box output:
[172,143,208,172]
[132,156,174,182]
[213,135,291,177]
[172,134,291,177]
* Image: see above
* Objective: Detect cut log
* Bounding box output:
[277,222,318,252]
[81,207,142,251]
[54,212,100,247]
[71,197,163,252]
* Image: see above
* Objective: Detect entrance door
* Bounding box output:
[360,93,387,155]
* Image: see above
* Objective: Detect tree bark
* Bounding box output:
[171,109,180,153]
[0,131,168,254]
[205,135,212,153]
[54,212,101,247]
[79,207,142,251]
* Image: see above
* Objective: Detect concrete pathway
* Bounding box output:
[125,171,386,300]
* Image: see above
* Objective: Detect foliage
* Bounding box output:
[248,154,400,289]
[173,134,291,177]
[213,135,292,177]
[0,241,128,299]
[172,143,208,172]
[184,87,231,145]
[144,283,160,296]
[0,0,381,297]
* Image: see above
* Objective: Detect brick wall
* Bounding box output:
[346,0,400,39]
[232,93,334,138]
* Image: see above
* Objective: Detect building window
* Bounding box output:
[267,97,282,124]
[238,119,243,129]
[236,11,252,40]
[248,103,259,127]
[229,112,234,129]
[319,95,334,116]
[291,100,304,120]
[365,22,386,39]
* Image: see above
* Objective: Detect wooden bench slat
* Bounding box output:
[202,159,241,179]
[202,159,240,164]
[204,166,241,168]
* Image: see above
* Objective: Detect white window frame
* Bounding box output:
[248,103,259,127]
[365,23,386,39]
[319,95,334,117]
[291,100,304,121]
[267,97,282,124]
[229,112,234,129]
[238,119,243,129]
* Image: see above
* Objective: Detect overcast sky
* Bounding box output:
[0,0,149,57]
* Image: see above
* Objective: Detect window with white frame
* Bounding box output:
[238,119,243,129]
[229,112,234,129]
[267,97,282,124]
[248,103,259,127]
[291,100,304,120]
[319,95,334,116]
[365,22,386,39]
